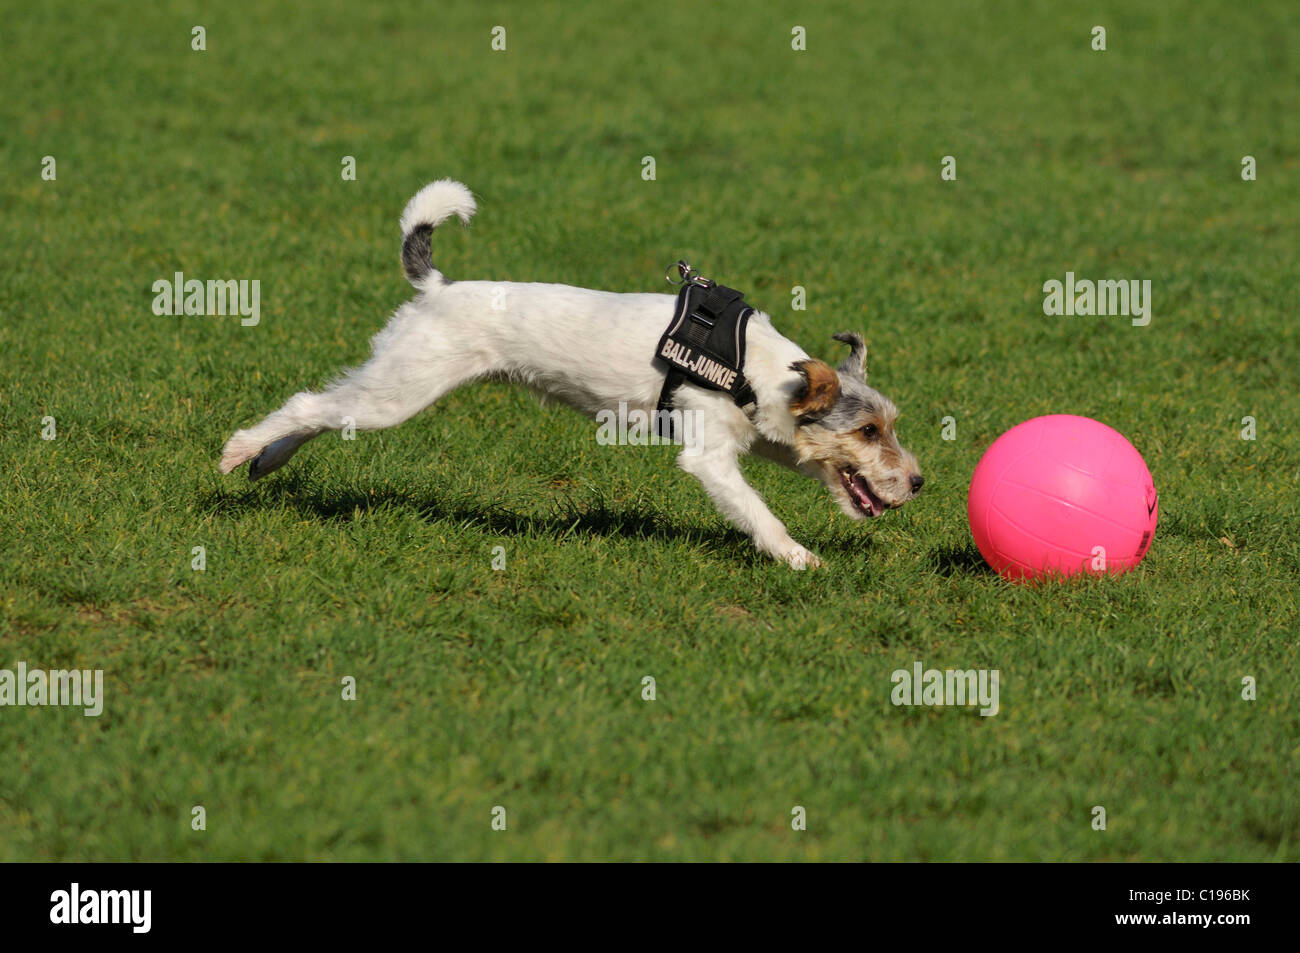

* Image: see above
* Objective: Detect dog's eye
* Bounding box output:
[862,424,879,439]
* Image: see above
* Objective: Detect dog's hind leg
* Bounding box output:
[219,322,491,479]
[246,431,317,481]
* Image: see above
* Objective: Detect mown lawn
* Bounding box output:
[0,0,1296,860]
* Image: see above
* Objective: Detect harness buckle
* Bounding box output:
[665,259,715,289]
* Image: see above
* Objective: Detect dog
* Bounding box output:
[219,180,923,567]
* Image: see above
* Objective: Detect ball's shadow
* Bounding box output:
[930,543,995,577]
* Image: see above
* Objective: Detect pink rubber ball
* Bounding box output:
[968,415,1158,580]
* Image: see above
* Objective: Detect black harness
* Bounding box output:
[654,262,757,439]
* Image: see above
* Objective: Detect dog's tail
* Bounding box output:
[399,179,476,287]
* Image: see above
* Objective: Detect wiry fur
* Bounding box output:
[399,179,476,286]
[219,180,923,567]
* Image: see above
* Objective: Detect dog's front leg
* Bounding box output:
[677,445,821,569]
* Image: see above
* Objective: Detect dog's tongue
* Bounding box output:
[850,475,883,516]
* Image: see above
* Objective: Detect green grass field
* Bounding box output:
[2,0,1297,861]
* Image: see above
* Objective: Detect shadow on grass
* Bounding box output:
[930,543,995,578]
[199,477,873,558]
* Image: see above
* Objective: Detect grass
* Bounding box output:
[0,0,1296,861]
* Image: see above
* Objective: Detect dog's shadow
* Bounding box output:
[200,477,872,559]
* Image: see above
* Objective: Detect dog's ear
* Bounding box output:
[788,359,841,423]
[832,332,867,381]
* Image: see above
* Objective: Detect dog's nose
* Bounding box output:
[910,474,925,494]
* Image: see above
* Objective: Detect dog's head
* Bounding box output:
[787,332,923,518]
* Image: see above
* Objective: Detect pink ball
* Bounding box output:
[967,415,1158,581]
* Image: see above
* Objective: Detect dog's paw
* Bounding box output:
[218,431,262,475]
[782,543,823,571]
[246,435,304,482]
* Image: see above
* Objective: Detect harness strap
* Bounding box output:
[654,279,757,440]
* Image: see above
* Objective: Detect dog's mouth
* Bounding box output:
[840,468,885,517]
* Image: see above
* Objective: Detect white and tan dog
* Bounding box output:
[219,180,923,567]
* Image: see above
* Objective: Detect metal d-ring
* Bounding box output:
[665,259,694,285]
[665,259,714,288]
